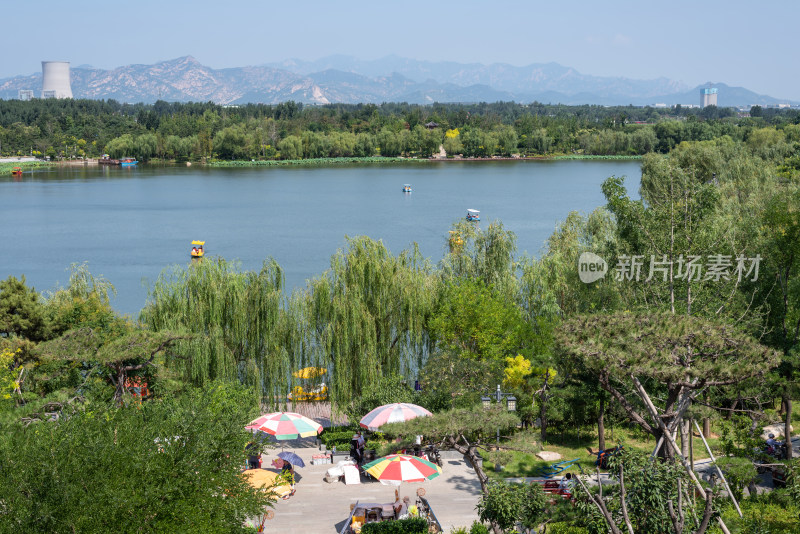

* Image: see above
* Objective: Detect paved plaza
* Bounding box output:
[250,433,799,533]
[251,440,481,533]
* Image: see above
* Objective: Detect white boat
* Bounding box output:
[466,209,480,221]
[402,184,412,192]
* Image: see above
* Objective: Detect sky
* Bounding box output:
[5,0,800,100]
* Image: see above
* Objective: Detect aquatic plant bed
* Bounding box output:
[552,154,643,160]
[0,161,54,174]
[208,157,430,167]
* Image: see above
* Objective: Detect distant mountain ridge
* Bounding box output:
[0,55,795,107]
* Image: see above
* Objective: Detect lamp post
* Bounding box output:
[481,384,517,447]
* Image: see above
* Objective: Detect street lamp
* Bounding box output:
[482,384,516,446]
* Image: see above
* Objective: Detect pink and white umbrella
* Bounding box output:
[246,412,323,440]
[359,403,432,431]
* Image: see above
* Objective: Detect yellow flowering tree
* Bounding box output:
[503,354,532,390]
[0,348,22,402]
[443,128,462,156]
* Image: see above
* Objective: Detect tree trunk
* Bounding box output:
[680,417,690,459]
[703,417,710,439]
[598,396,606,451]
[784,395,793,460]
[540,378,549,443]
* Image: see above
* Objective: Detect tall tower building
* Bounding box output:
[41,61,73,99]
[701,87,718,108]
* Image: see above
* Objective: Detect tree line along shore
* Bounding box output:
[0,98,798,164]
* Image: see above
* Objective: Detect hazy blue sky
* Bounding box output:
[6,0,799,100]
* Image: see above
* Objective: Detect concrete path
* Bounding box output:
[252,443,481,533]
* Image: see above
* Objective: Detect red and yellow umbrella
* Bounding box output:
[362,454,442,486]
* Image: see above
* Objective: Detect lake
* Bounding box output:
[1,160,641,316]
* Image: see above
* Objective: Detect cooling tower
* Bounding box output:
[41,61,73,99]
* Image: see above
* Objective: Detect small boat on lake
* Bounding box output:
[402,184,412,192]
[10,167,22,176]
[190,240,205,258]
[466,209,480,221]
[99,154,138,166]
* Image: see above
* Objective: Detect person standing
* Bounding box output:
[356,430,366,462]
[246,441,260,469]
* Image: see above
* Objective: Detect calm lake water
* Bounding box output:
[1,160,641,316]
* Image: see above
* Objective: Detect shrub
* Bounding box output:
[546,523,590,534]
[716,456,760,501]
[361,517,428,534]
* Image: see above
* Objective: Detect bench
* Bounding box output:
[539,480,571,499]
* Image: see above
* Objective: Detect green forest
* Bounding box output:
[1,99,799,533]
[0,98,798,162]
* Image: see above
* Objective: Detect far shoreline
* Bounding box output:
[205,154,643,168]
[3,154,643,175]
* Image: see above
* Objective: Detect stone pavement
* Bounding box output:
[251,441,481,533]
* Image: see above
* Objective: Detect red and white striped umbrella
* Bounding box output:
[246,412,323,440]
[362,454,442,486]
[359,403,432,431]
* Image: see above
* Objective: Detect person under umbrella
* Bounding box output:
[350,430,366,465]
[245,440,261,470]
[274,451,305,497]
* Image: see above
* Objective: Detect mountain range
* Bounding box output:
[0,55,795,107]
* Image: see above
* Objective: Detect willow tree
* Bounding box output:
[440,220,518,299]
[141,257,291,407]
[557,312,780,457]
[303,236,437,411]
[518,208,621,322]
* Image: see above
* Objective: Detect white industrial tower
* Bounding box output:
[701,87,718,108]
[41,61,73,99]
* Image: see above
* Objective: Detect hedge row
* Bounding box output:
[361,518,428,534]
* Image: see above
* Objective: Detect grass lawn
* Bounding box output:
[483,424,726,482]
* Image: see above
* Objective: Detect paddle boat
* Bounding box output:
[11,167,22,176]
[402,184,412,193]
[466,209,480,221]
[190,240,205,258]
[289,382,329,402]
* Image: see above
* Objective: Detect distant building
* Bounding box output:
[41,61,73,99]
[701,87,718,108]
[18,89,34,101]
